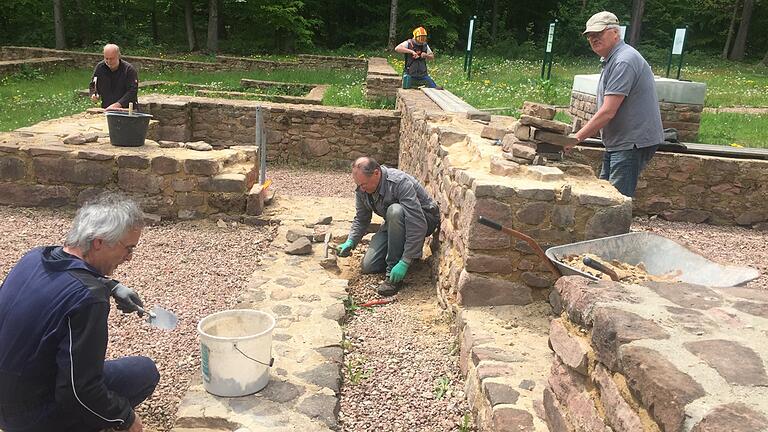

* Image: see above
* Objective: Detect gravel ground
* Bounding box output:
[0,206,277,432]
[338,248,473,432]
[269,166,355,198]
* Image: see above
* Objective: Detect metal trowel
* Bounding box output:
[137,306,178,330]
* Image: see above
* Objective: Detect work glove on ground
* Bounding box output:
[111,282,145,316]
[389,260,409,283]
[337,240,355,257]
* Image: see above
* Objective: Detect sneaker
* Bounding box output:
[377,279,402,297]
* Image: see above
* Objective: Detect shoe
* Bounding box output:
[377,279,402,297]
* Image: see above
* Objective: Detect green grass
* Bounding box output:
[2,51,767,146]
[698,112,768,148]
[0,68,91,131]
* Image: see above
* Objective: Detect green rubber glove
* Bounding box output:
[389,260,409,283]
[337,240,355,257]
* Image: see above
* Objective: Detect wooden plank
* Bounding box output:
[422,88,476,113]
[581,138,768,161]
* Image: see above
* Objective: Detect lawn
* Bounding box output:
[1,51,766,147]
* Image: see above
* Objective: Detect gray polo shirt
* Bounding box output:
[597,40,664,151]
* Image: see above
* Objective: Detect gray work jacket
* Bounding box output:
[348,166,438,263]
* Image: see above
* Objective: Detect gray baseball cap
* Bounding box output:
[583,11,619,34]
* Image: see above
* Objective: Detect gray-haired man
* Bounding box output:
[337,157,440,296]
[0,193,158,432]
[571,11,663,197]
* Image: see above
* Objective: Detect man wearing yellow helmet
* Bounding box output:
[395,26,439,89]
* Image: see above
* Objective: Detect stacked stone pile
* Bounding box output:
[500,102,578,165]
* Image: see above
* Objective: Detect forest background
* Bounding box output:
[2,0,767,63]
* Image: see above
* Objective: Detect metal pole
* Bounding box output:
[465,16,476,77]
[665,46,672,78]
[676,26,688,80]
[256,106,266,184]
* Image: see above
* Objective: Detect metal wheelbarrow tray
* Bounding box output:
[545,231,760,287]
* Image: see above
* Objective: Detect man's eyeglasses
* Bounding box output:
[117,240,137,255]
[586,29,608,40]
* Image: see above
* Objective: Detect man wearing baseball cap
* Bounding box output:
[571,11,663,197]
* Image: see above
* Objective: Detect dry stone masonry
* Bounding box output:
[0,46,366,76]
[397,90,632,308]
[365,57,401,101]
[546,276,768,432]
[0,111,260,221]
[141,95,400,166]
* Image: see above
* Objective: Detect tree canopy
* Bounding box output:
[0,0,766,60]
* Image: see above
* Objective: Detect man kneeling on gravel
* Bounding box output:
[337,157,440,296]
[0,193,158,432]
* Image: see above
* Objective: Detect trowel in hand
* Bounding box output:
[136,305,178,330]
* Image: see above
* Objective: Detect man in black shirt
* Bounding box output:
[89,44,139,110]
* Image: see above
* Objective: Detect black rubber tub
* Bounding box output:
[106,111,153,147]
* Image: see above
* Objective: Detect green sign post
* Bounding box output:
[666,27,688,80]
[540,20,557,80]
[464,15,477,80]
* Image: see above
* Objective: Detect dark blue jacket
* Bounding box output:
[0,247,134,432]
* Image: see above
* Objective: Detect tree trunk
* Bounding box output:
[761,49,768,66]
[53,0,66,49]
[74,0,88,46]
[628,0,646,46]
[185,0,197,51]
[387,0,398,50]
[491,0,499,40]
[207,0,218,53]
[729,0,753,60]
[581,0,588,13]
[151,0,159,43]
[217,0,225,39]
[722,0,740,58]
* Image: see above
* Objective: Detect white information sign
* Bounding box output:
[619,25,627,40]
[467,19,475,51]
[672,28,686,55]
[546,23,555,53]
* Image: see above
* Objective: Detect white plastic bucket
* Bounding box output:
[197,309,275,397]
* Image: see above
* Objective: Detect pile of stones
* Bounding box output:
[495,101,578,166]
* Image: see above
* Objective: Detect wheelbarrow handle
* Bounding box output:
[478,216,503,231]
[583,256,620,281]
[477,215,562,278]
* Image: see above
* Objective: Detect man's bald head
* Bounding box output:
[351,157,380,177]
[351,157,381,194]
[103,44,121,71]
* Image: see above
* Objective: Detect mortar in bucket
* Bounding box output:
[197,309,275,397]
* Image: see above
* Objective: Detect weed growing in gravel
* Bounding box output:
[433,376,451,399]
[459,412,473,432]
[343,295,362,316]
[344,356,372,385]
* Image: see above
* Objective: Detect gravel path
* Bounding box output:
[0,206,277,432]
[339,252,473,431]
[269,166,355,198]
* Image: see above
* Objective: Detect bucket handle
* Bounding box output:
[233,342,274,367]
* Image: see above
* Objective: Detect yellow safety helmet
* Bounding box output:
[413,27,428,38]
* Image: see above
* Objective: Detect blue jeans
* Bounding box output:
[361,204,439,276]
[402,74,437,89]
[599,145,658,197]
[0,356,159,432]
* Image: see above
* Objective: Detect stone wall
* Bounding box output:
[396,89,632,307]
[366,57,401,101]
[0,47,367,74]
[141,95,400,166]
[569,147,768,228]
[0,57,74,76]
[570,91,704,141]
[0,136,259,220]
[545,276,768,431]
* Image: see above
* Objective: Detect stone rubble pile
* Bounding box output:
[492,101,578,166]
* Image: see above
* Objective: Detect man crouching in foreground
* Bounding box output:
[337,157,440,296]
[0,193,158,432]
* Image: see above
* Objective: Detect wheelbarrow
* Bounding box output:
[479,217,759,287]
[545,231,760,287]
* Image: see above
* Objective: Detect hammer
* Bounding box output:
[323,231,336,259]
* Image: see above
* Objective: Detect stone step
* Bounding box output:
[457,303,553,431]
